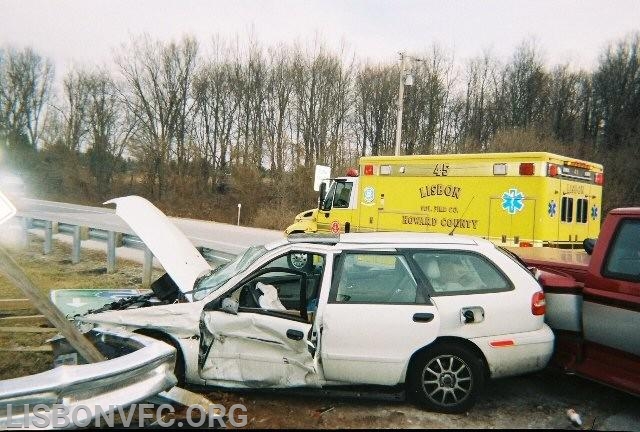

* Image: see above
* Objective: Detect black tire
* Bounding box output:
[136,331,186,385]
[408,342,485,413]
[172,344,187,385]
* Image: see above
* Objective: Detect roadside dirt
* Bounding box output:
[0,233,637,429]
[205,369,638,429]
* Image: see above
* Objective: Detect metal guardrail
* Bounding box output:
[0,329,177,429]
[12,197,283,285]
[21,215,235,287]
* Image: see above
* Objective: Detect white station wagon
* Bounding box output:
[74,196,554,413]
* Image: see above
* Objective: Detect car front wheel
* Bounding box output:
[408,342,484,413]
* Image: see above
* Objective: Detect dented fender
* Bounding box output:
[78,302,202,338]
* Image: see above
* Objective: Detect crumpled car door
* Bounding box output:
[198,309,317,388]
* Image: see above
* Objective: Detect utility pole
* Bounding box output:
[394,52,419,156]
[394,52,407,156]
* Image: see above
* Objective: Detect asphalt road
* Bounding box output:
[15,197,283,255]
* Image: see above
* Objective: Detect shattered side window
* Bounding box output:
[241,252,325,313]
[194,245,268,300]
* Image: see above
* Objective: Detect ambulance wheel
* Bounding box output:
[288,252,311,271]
[408,342,484,413]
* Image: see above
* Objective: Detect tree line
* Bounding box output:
[1,33,639,227]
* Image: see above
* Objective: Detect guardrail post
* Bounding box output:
[107,231,117,273]
[142,247,153,287]
[44,221,53,255]
[21,217,33,248]
[72,225,81,264]
[79,226,90,240]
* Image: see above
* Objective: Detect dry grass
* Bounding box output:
[0,235,159,380]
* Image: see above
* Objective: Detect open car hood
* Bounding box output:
[105,196,211,302]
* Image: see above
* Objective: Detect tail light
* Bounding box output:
[594,172,604,185]
[519,241,533,247]
[519,163,535,175]
[531,291,546,315]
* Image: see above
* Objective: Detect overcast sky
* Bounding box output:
[1,0,639,78]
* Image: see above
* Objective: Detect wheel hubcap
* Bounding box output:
[290,253,307,269]
[422,354,473,407]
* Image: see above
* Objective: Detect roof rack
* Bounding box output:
[286,232,340,244]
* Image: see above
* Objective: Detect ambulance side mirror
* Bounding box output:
[318,182,326,209]
[583,238,596,255]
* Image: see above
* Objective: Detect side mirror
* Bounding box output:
[583,238,597,255]
[318,182,326,209]
[221,297,239,315]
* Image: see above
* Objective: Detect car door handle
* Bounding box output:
[286,329,304,341]
[413,313,434,323]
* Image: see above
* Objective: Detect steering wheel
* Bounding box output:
[239,283,262,308]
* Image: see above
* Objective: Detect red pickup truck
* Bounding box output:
[513,208,640,395]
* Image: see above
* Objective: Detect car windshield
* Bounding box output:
[193,245,268,300]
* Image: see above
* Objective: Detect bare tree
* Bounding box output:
[116,35,199,199]
[402,46,456,155]
[0,46,54,152]
[263,45,295,171]
[50,69,90,152]
[292,43,348,166]
[354,64,396,156]
[547,65,584,143]
[459,53,500,150]
[82,70,135,197]
[503,41,550,129]
[236,40,267,166]
[193,38,242,191]
[592,33,640,149]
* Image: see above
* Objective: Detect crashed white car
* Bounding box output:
[74,196,554,413]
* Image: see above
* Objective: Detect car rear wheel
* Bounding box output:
[408,342,484,413]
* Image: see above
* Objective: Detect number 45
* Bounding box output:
[433,163,449,176]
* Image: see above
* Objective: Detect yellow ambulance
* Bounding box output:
[285,152,604,247]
